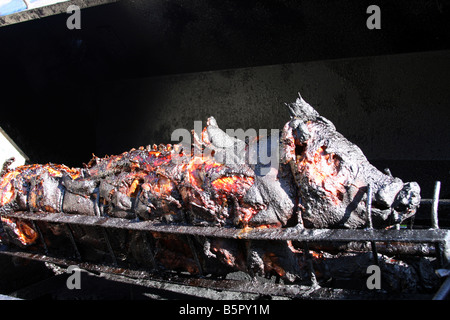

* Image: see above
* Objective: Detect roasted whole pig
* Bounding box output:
[0,95,421,283]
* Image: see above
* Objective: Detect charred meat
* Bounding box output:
[0,95,422,283]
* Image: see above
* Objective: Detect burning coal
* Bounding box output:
[0,94,424,286]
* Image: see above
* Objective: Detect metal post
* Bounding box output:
[31,221,48,255]
[393,211,400,230]
[182,208,203,276]
[366,184,379,265]
[409,214,415,230]
[142,232,158,271]
[431,181,442,267]
[303,242,318,287]
[431,181,441,229]
[185,235,203,276]
[100,227,117,266]
[366,183,373,229]
[64,224,81,260]
[245,240,255,278]
[93,188,101,217]
[370,241,379,266]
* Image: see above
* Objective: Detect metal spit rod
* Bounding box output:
[2,211,449,243]
[431,181,441,230]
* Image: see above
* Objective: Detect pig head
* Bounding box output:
[280,95,421,229]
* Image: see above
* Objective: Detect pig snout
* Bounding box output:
[374,180,421,225]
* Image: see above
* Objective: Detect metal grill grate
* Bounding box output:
[0,181,449,299]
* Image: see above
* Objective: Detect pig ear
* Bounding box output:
[286,92,319,120]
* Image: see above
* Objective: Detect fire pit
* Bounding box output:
[0,95,448,300]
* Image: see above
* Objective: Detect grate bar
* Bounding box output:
[185,235,203,276]
[1,211,449,244]
[0,248,431,300]
[99,227,118,266]
[64,224,81,260]
[31,221,48,255]
[142,232,158,270]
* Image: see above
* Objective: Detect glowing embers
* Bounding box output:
[1,217,38,246]
[211,176,254,194]
[141,174,175,197]
[180,154,259,226]
[211,174,257,225]
[186,156,222,188]
[298,146,340,185]
[296,145,345,204]
[0,164,81,209]
[127,178,141,197]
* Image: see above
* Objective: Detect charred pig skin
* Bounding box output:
[0,95,421,282]
[281,95,421,228]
